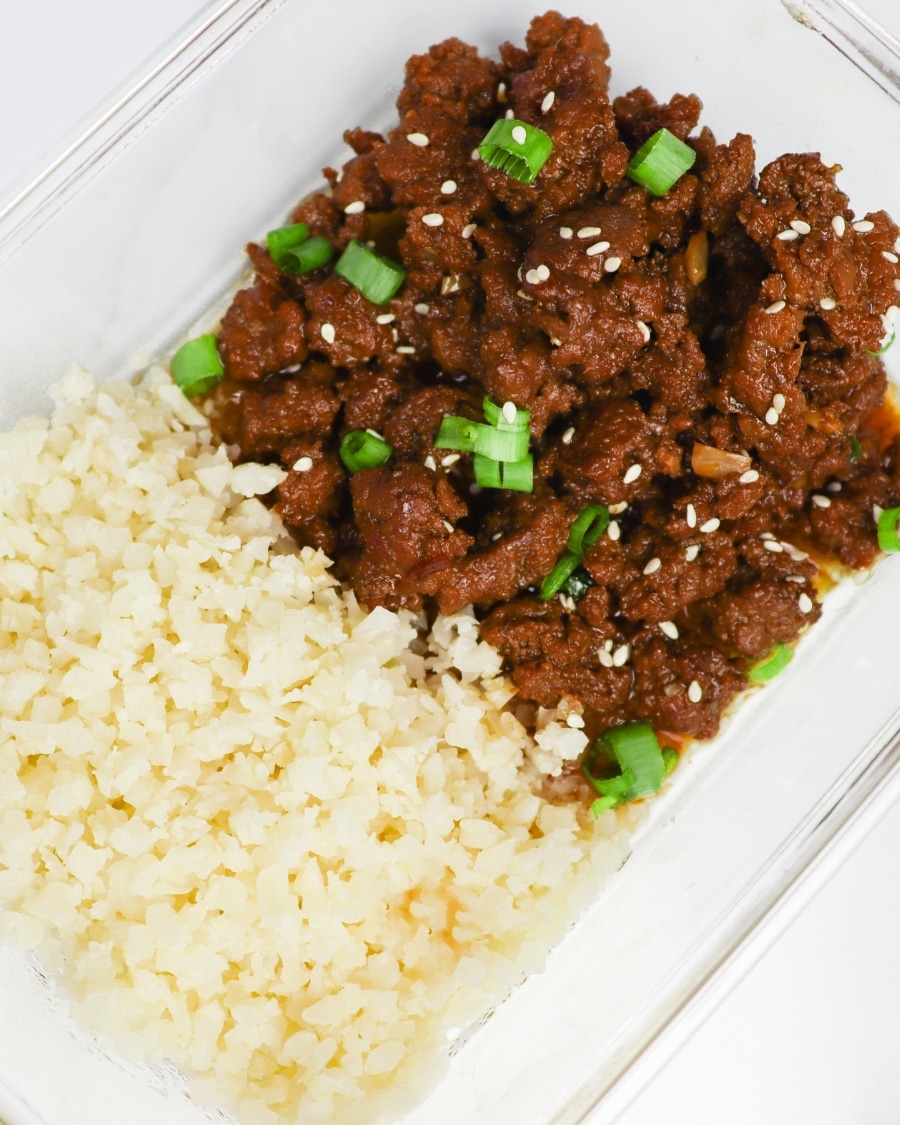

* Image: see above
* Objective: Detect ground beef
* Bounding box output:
[205,12,900,781]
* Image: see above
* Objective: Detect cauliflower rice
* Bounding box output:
[0,367,635,1124]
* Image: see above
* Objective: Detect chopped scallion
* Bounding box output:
[266,222,310,268]
[335,241,406,305]
[567,504,610,554]
[277,235,334,275]
[482,396,530,432]
[478,119,553,184]
[339,429,393,472]
[867,332,895,357]
[877,506,900,553]
[539,550,582,599]
[171,334,224,397]
[473,425,530,462]
[473,453,533,491]
[626,128,696,197]
[747,643,793,683]
[434,415,484,452]
[583,722,667,809]
[850,436,863,463]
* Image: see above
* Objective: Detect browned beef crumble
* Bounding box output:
[207,12,900,765]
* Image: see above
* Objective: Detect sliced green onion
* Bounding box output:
[662,746,679,778]
[583,722,666,809]
[626,128,697,197]
[171,334,224,397]
[877,506,900,553]
[434,415,484,452]
[473,425,530,462]
[473,453,533,492]
[539,550,582,599]
[850,435,863,463]
[334,241,406,305]
[561,567,595,602]
[867,332,895,357]
[747,643,793,683]
[339,429,393,472]
[277,236,334,275]
[266,222,310,268]
[567,504,610,554]
[478,119,553,184]
[482,396,530,431]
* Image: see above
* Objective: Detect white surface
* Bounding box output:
[1,4,899,1125]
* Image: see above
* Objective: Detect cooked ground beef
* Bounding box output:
[206,11,900,761]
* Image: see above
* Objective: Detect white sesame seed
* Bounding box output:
[786,574,805,583]
[685,544,700,561]
[765,299,786,313]
[517,289,535,301]
[491,531,503,541]
[608,520,621,541]
[772,393,786,414]
[883,251,899,263]
[536,263,551,281]
[334,169,343,183]
[424,455,437,471]
[604,257,622,273]
[366,428,383,439]
[894,279,900,292]
[550,336,562,347]
[461,223,477,239]
[502,401,517,425]
[832,215,846,237]
[577,226,602,238]
[586,240,611,257]
[894,237,900,255]
[542,90,556,113]
[785,545,809,561]
[407,132,429,146]
[826,480,842,492]
[776,230,799,241]
[471,148,481,161]
[511,124,527,145]
[441,453,461,467]
[740,469,760,483]
[344,200,366,214]
[396,345,416,355]
[376,313,395,324]
[799,592,814,613]
[765,407,779,425]
[562,426,575,444]
[700,517,720,533]
[819,296,837,310]
[853,219,875,232]
[761,532,775,539]
[636,319,651,343]
[598,649,614,668]
[292,456,313,472]
[688,680,703,703]
[443,519,455,533]
[790,219,812,234]
[440,180,458,195]
[560,226,573,239]
[422,212,444,227]
[659,620,679,640]
[505,108,515,120]
[603,638,614,652]
[414,302,430,315]
[623,463,642,484]
[321,322,335,344]
[686,503,697,529]
[525,269,542,285]
[812,493,831,508]
[613,644,631,666]
[609,501,628,515]
[643,556,662,575]
[763,539,784,552]
[496,82,507,102]
[566,712,585,728]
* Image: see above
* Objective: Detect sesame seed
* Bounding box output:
[613,644,631,666]
[491,531,503,540]
[604,638,614,652]
[441,453,461,467]
[894,237,900,255]
[517,289,535,302]
[659,620,679,640]
[566,712,585,728]
[562,426,575,445]
[643,556,662,575]
[598,649,614,668]
[761,532,775,539]
[424,455,437,471]
[894,279,900,292]
[786,574,806,583]
[812,493,831,508]
[407,132,429,146]
[832,215,846,237]
[785,545,809,561]
[773,393,786,414]
[765,407,779,425]
[636,319,651,343]
[790,219,812,234]
[740,469,760,483]
[396,345,416,355]
[826,480,842,492]
[365,428,383,439]
[799,592,814,613]
[471,148,481,161]
[763,539,784,552]
[376,313,395,324]
[422,212,444,227]
[776,230,799,241]
[608,521,621,541]
[577,226,602,238]
[604,257,623,273]
[321,322,336,344]
[853,219,875,232]
[462,223,477,238]
[820,296,837,310]
[511,125,527,145]
[443,520,454,533]
[765,299,786,313]
[560,226,574,239]
[502,401,518,425]
[496,82,507,102]
[686,504,697,528]
[685,544,700,561]
[292,456,313,472]
[525,268,542,285]
[550,336,562,347]
[344,200,366,214]
[536,264,550,281]
[623,463,642,484]
[883,251,899,263]
[542,90,556,112]
[608,501,628,515]
[586,241,611,257]
[688,680,703,703]
[505,108,515,120]
[414,303,430,315]
[700,518,720,533]
[440,180,458,195]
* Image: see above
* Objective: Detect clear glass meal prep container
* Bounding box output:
[1,0,900,1122]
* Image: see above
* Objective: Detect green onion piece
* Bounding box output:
[482,395,530,431]
[473,425,530,462]
[171,334,224,397]
[539,550,582,599]
[583,722,667,809]
[626,128,697,197]
[747,643,794,684]
[473,453,534,492]
[662,746,679,778]
[850,436,863,463]
[434,415,484,452]
[867,332,895,357]
[278,235,334,275]
[588,772,636,817]
[561,567,595,602]
[334,241,406,305]
[340,429,393,472]
[473,452,502,489]
[567,504,610,554]
[478,119,553,185]
[877,506,900,553]
[266,222,310,268]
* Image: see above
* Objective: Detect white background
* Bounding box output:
[1,3,899,1123]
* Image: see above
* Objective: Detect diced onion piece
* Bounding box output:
[583,721,667,808]
[691,443,752,479]
[266,222,310,268]
[877,506,900,553]
[747,643,794,683]
[477,119,553,184]
[334,241,406,305]
[339,429,393,472]
[434,415,484,452]
[539,550,582,599]
[473,453,533,491]
[277,235,334,275]
[171,334,224,397]
[626,128,696,196]
[566,504,610,554]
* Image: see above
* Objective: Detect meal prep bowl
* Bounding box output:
[1,1,900,1122]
